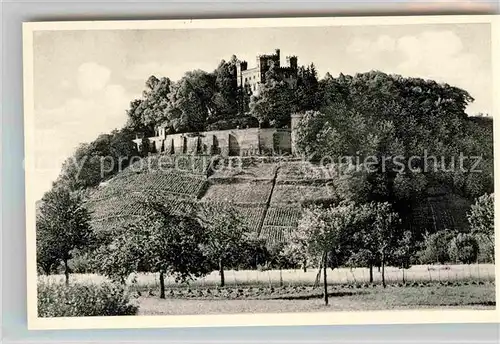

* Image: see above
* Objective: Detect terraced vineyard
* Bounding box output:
[83,153,474,248]
[88,193,198,230]
[209,160,278,180]
[263,206,302,227]
[197,201,267,233]
[259,225,296,244]
[90,171,206,201]
[270,184,335,205]
[201,180,273,203]
[87,195,146,220]
[126,154,212,175]
[276,161,334,181]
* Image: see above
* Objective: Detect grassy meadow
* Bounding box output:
[39,264,495,289]
[135,283,495,315]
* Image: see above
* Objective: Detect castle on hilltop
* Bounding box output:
[133,49,303,157]
[237,48,298,95]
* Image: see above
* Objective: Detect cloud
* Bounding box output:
[346,30,491,115]
[77,62,111,95]
[346,35,396,55]
[34,62,138,200]
[125,61,218,82]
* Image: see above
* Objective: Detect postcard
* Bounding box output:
[23,15,499,330]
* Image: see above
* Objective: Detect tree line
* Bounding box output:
[36,183,493,305]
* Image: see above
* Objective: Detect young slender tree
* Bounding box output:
[197,202,247,287]
[350,202,401,286]
[295,202,357,306]
[36,185,92,284]
[357,202,401,288]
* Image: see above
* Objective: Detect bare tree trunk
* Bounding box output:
[63,259,69,286]
[369,264,373,283]
[314,260,322,288]
[303,259,307,272]
[323,252,328,306]
[160,271,165,299]
[381,251,386,288]
[279,268,283,287]
[219,258,225,287]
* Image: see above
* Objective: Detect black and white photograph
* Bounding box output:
[23,16,499,329]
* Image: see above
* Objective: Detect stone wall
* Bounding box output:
[135,127,294,157]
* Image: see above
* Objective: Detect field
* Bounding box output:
[41,264,495,288]
[136,283,495,315]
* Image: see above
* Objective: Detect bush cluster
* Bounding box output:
[418,230,483,264]
[37,281,138,317]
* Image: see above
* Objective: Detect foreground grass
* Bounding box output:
[137,283,495,315]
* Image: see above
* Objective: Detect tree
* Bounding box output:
[212,57,239,120]
[389,231,415,283]
[94,198,211,298]
[295,202,358,306]
[126,76,172,135]
[448,233,479,264]
[468,193,494,247]
[56,128,139,191]
[166,71,217,133]
[295,63,320,112]
[249,65,295,128]
[36,186,93,284]
[36,221,59,275]
[353,202,401,287]
[197,203,247,287]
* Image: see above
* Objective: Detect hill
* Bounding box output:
[85,153,474,244]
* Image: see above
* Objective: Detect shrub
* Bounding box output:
[37,281,138,317]
[418,229,456,264]
[448,233,479,264]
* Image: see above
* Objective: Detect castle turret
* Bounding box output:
[236,60,248,87]
[290,113,304,156]
[287,56,298,70]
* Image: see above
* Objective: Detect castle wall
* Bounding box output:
[139,127,294,157]
[259,128,291,155]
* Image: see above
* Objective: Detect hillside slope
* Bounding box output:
[85,154,473,243]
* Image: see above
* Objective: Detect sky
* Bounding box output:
[32,23,492,200]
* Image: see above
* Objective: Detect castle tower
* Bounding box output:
[236,60,247,87]
[290,113,304,156]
